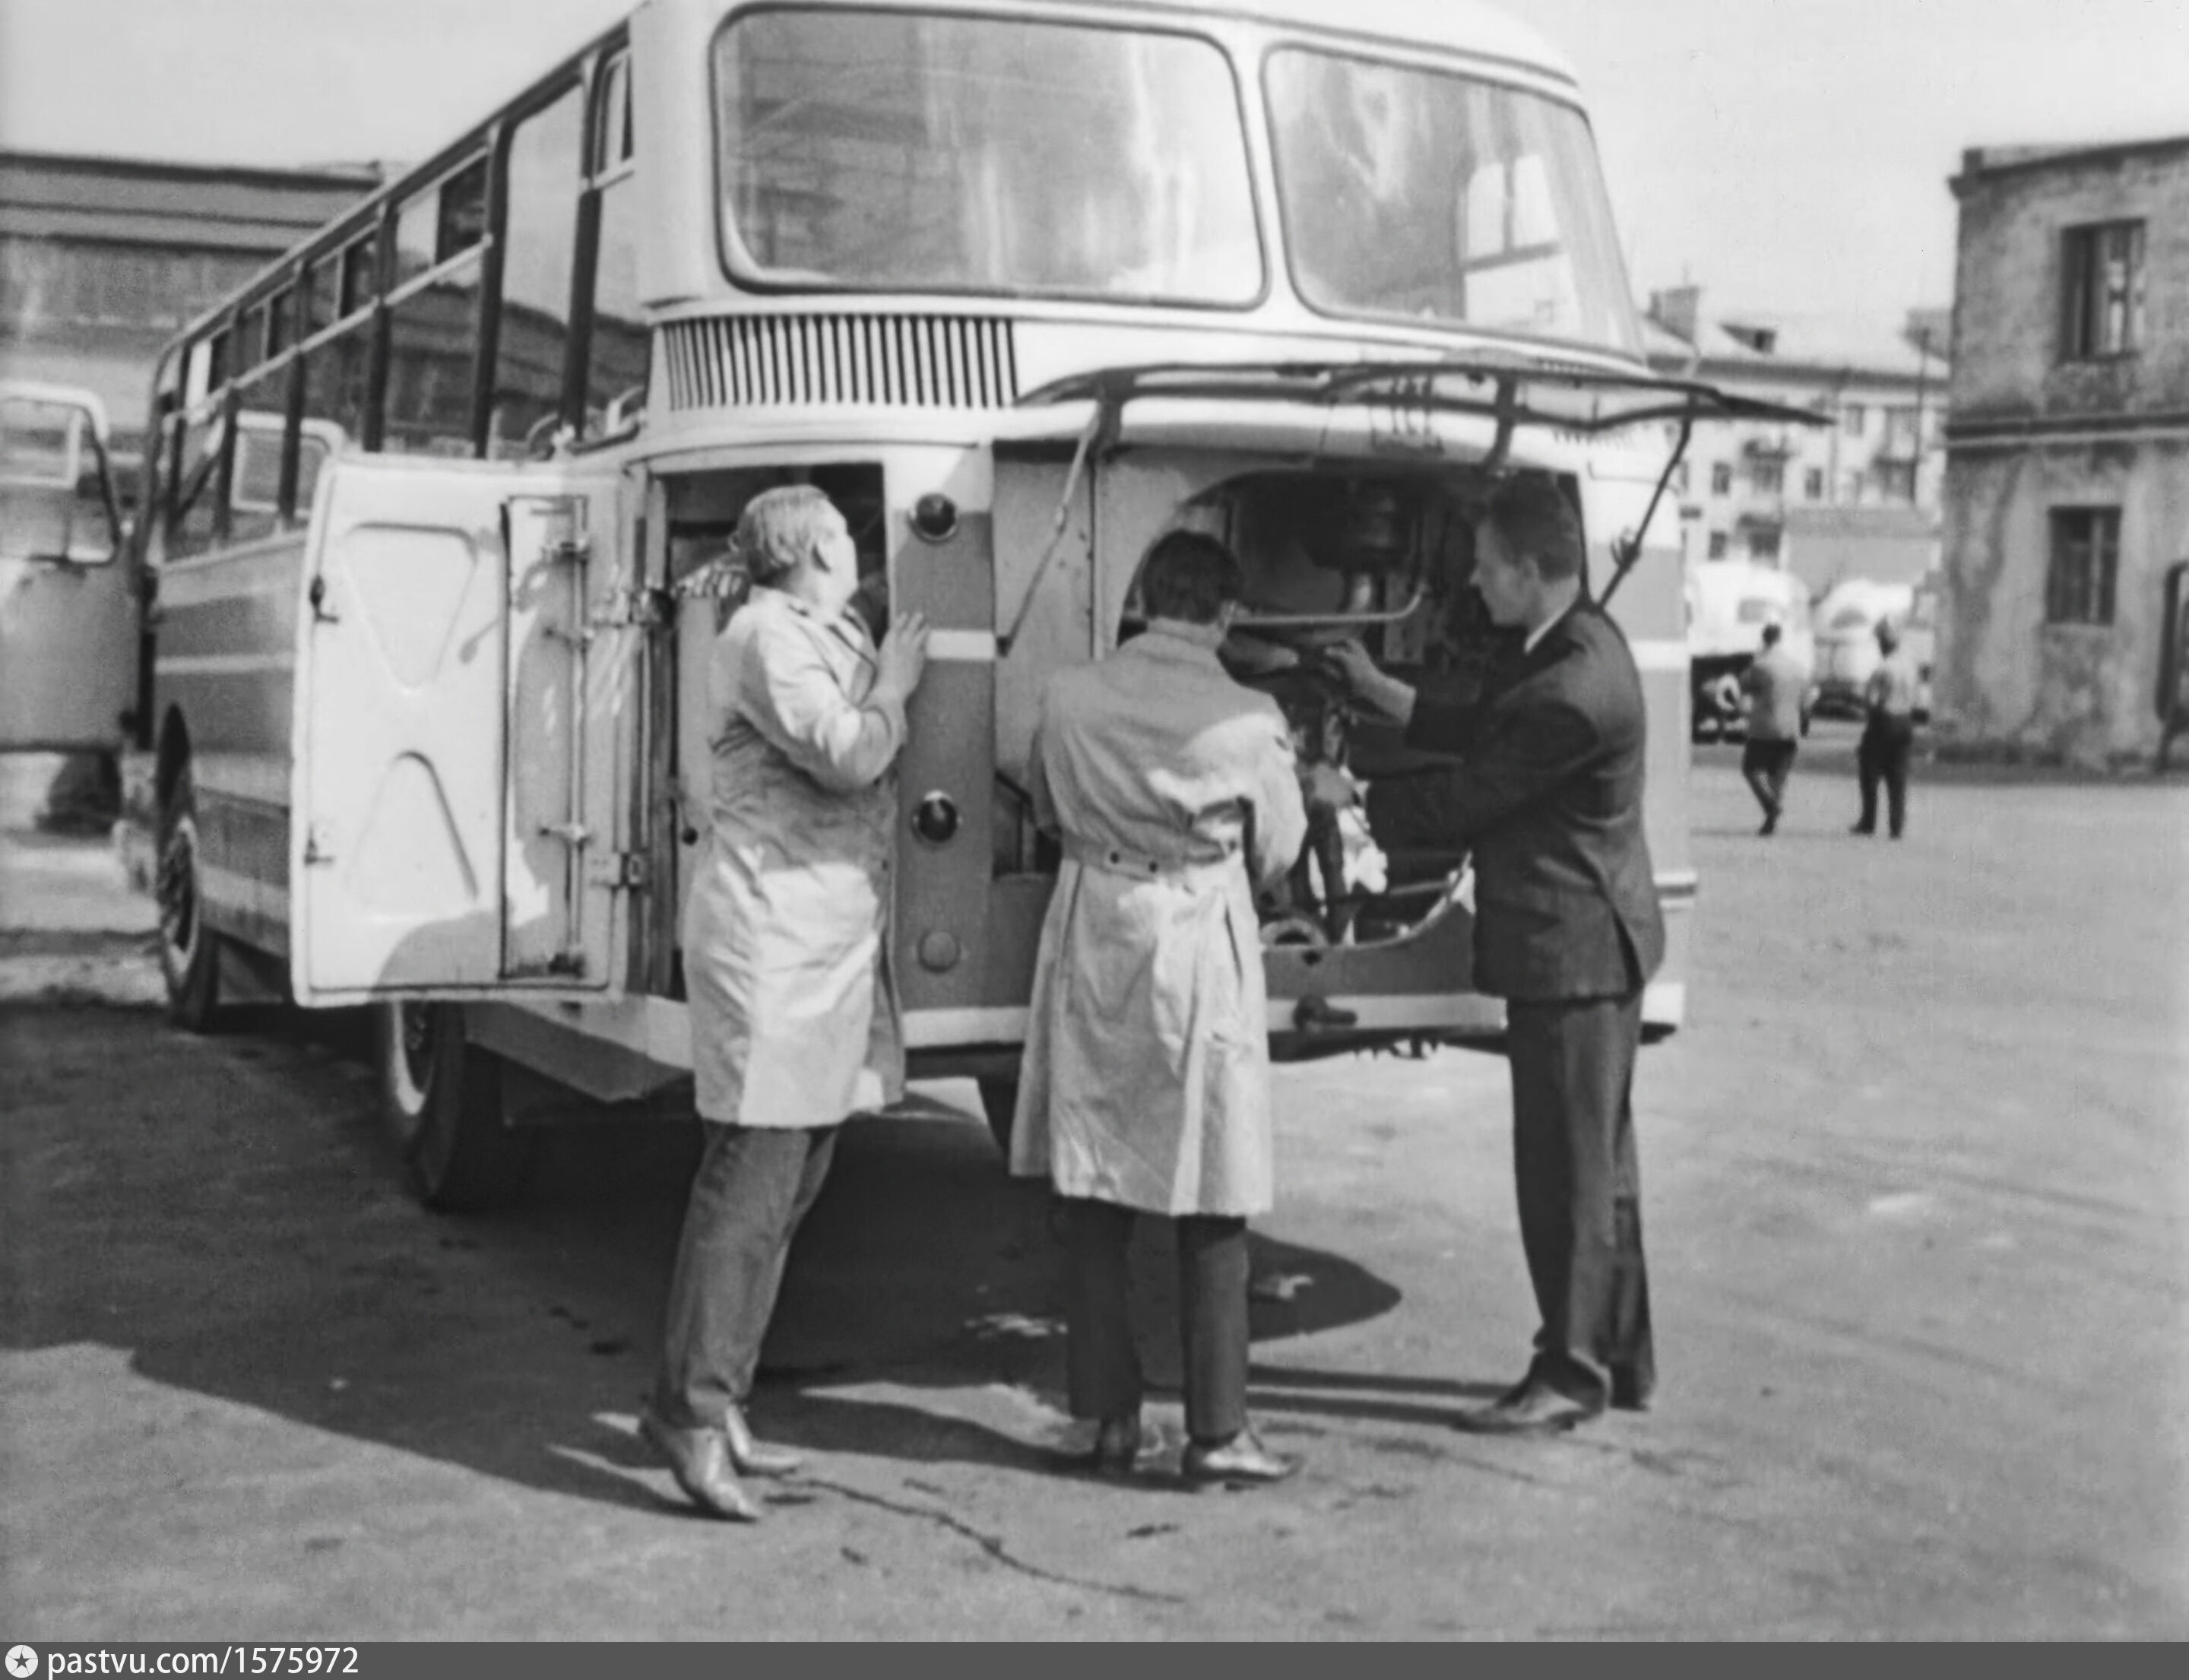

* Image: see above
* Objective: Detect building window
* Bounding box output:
[1804,467,1824,500]
[1842,403,1865,436]
[2061,220,2145,360]
[1706,531,1728,559]
[2046,509,2119,624]
[1671,461,1689,494]
[1747,460,1785,496]
[1747,528,1781,562]
[1709,462,1732,496]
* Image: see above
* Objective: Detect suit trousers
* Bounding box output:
[653,1121,840,1430]
[1857,715,1915,835]
[1504,992,1655,1407]
[1060,1197,1250,1444]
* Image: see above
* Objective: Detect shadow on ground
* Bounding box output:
[2,1001,1403,1517]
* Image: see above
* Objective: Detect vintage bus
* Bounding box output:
[120,0,1817,1206]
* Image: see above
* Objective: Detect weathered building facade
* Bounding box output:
[1940,137,2189,766]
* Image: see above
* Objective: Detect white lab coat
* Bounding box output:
[683,588,905,1128]
[1010,621,1307,1216]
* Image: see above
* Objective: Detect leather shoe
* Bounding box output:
[723,1403,804,1478]
[1056,1414,1142,1479]
[638,1406,759,1521]
[1182,1428,1297,1487]
[1453,1377,1603,1437]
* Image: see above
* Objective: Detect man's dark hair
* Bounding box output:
[1482,475,1585,584]
[1139,529,1246,624]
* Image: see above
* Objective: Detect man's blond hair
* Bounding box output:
[733,484,837,585]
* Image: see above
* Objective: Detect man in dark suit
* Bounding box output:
[1326,474,1663,1434]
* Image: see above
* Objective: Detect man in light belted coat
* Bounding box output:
[1011,531,1310,1485]
[641,484,929,1521]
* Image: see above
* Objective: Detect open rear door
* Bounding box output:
[292,455,630,1004]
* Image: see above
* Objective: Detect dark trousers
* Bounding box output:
[1741,738,1798,818]
[1856,715,1915,835]
[653,1121,839,1429]
[1504,993,1655,1408]
[1060,1197,1250,1444]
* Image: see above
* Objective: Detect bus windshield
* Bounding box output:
[1265,48,1642,357]
[714,7,1262,306]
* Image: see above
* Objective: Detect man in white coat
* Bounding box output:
[1011,530,1310,1485]
[641,484,928,1521]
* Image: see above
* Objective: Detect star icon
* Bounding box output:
[7,1646,39,1678]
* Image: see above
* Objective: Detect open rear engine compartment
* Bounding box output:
[996,453,1573,956]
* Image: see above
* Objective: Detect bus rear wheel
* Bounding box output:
[156,762,221,1032]
[375,1001,538,1211]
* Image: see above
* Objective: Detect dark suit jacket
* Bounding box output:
[1403,601,1666,1002]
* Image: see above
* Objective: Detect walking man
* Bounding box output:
[1853,617,1919,838]
[1327,475,1661,1435]
[1738,620,1808,835]
[1011,531,1310,1485]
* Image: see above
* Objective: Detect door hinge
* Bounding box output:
[587,851,648,891]
[303,826,335,865]
[307,575,339,623]
[544,530,593,567]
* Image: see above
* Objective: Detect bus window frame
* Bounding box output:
[705,5,1270,314]
[379,149,494,460]
[569,42,640,445]
[480,70,594,458]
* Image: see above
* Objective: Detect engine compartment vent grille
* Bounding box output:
[663,314,1019,411]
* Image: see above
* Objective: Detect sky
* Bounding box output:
[4,0,2188,326]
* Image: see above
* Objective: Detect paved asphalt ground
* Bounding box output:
[2,731,2184,1639]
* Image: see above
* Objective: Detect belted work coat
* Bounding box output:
[683,588,906,1128]
[1009,621,1307,1216]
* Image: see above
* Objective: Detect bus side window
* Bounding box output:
[167,337,227,559]
[581,51,645,438]
[230,362,293,543]
[489,82,584,460]
[301,242,372,465]
[384,155,490,458]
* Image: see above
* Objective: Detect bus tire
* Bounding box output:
[375,1001,537,1212]
[977,1078,1018,1165]
[156,762,221,1032]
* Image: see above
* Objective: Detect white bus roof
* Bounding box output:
[675,0,1579,87]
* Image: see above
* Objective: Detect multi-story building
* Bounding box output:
[1,151,379,469]
[1939,136,2189,766]
[1643,286,1949,598]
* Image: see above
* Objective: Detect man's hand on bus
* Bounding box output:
[876,610,933,701]
[1320,639,1417,727]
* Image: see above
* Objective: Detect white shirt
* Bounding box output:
[1523,597,1579,657]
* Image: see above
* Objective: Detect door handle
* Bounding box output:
[308,575,339,623]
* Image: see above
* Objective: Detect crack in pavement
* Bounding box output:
[801,1477,1186,1605]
